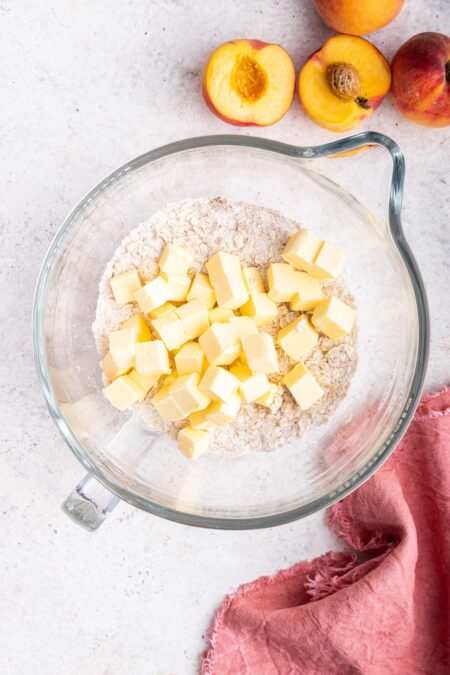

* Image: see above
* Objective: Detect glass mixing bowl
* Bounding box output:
[33,132,429,531]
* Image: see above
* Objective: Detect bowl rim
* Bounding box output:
[33,131,430,529]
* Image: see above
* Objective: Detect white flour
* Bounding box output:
[93,197,358,454]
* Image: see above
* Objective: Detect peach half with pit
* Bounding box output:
[202,39,295,126]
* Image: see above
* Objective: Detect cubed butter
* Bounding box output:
[169,373,211,415]
[228,316,258,340]
[158,243,193,275]
[206,252,248,309]
[240,293,278,326]
[133,276,169,313]
[312,296,355,340]
[101,351,130,382]
[290,272,324,311]
[241,333,279,375]
[109,328,136,370]
[175,341,206,376]
[277,317,318,360]
[149,302,177,320]
[128,368,161,396]
[310,241,345,280]
[135,340,170,376]
[160,271,191,302]
[282,229,322,275]
[151,311,188,351]
[198,323,240,366]
[229,363,271,403]
[204,392,241,426]
[176,299,209,340]
[199,365,239,403]
[152,384,185,421]
[103,374,145,411]
[120,313,152,342]
[188,409,219,431]
[242,267,265,295]
[110,269,142,305]
[186,272,216,309]
[255,382,279,408]
[178,426,211,459]
[267,263,297,302]
[282,362,323,410]
[208,307,234,323]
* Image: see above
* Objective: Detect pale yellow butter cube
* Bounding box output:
[120,314,152,342]
[241,333,279,375]
[312,296,355,340]
[160,271,191,302]
[128,368,161,396]
[199,365,239,403]
[267,263,297,302]
[188,409,219,431]
[229,363,271,403]
[158,243,193,275]
[151,311,188,351]
[282,362,323,410]
[240,293,278,326]
[228,316,258,340]
[310,241,345,280]
[135,340,170,376]
[133,276,169,313]
[290,272,324,311]
[282,229,322,275]
[277,317,318,360]
[208,307,235,323]
[205,392,241,426]
[255,382,279,408]
[242,267,265,295]
[178,426,211,459]
[149,302,177,320]
[175,341,206,376]
[169,373,211,415]
[152,384,185,422]
[198,323,240,366]
[176,299,209,340]
[101,352,130,382]
[103,374,145,411]
[110,269,143,305]
[186,272,216,309]
[206,252,248,309]
[109,328,136,370]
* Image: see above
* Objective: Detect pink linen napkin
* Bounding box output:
[202,388,450,674]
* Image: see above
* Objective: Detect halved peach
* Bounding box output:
[299,34,391,132]
[202,40,295,126]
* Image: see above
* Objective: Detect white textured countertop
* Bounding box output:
[1,1,449,673]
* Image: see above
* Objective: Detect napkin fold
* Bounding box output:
[202,388,450,674]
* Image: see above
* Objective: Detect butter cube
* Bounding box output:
[135,340,170,376]
[267,263,297,302]
[178,426,211,459]
[110,269,143,305]
[188,409,219,431]
[169,373,211,415]
[311,241,345,280]
[206,252,248,309]
[158,243,193,275]
[255,382,279,408]
[152,384,185,421]
[290,272,324,311]
[160,271,191,302]
[151,311,188,351]
[133,276,169,313]
[282,362,323,410]
[199,365,239,403]
[101,352,130,382]
[282,229,322,275]
[228,316,258,340]
[186,272,216,309]
[109,328,136,370]
[242,267,265,295]
[175,341,206,376]
[240,293,278,326]
[277,317,318,360]
[208,307,235,323]
[229,363,271,403]
[312,296,355,340]
[241,333,279,375]
[128,368,161,396]
[120,314,152,342]
[176,299,209,340]
[149,302,177,320]
[205,392,241,426]
[199,323,240,366]
[103,374,145,411]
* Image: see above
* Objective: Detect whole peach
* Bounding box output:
[391,32,450,128]
[313,0,404,36]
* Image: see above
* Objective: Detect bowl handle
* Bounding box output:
[62,473,120,531]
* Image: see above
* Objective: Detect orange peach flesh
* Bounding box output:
[203,40,295,126]
[299,35,391,132]
[314,0,404,36]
